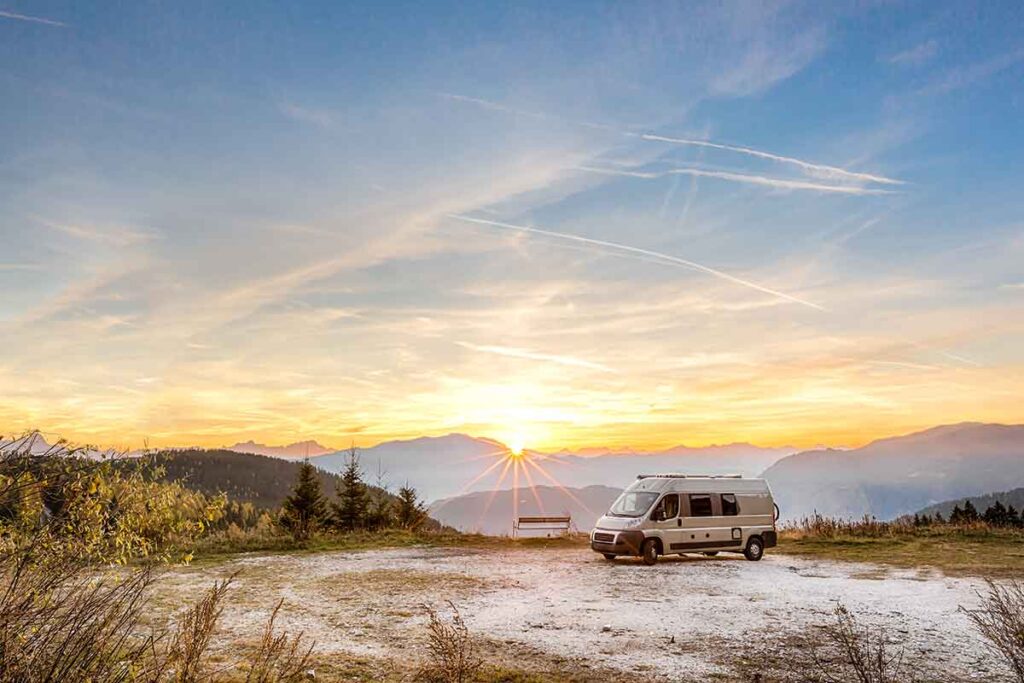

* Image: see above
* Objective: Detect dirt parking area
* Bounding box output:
[152,546,1000,681]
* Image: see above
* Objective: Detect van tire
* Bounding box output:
[702,551,719,557]
[744,536,764,561]
[602,553,616,561]
[641,539,659,566]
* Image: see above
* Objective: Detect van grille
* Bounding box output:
[593,532,615,543]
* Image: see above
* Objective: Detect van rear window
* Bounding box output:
[721,493,738,516]
[689,494,713,517]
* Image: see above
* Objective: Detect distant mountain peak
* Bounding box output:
[227,439,334,458]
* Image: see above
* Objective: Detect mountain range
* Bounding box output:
[308,435,793,502]
[226,440,334,459]
[429,485,622,536]
[414,422,1024,531]
[763,423,1024,521]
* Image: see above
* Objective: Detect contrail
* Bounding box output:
[457,341,618,373]
[441,92,901,186]
[577,165,896,196]
[0,10,67,27]
[447,214,826,311]
[638,134,903,186]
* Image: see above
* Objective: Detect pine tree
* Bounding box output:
[950,504,963,524]
[963,499,979,522]
[333,447,369,532]
[1007,505,1022,528]
[280,460,328,541]
[365,491,395,531]
[983,501,1009,527]
[395,484,427,531]
[934,511,945,524]
[363,459,394,530]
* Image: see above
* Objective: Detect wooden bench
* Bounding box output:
[512,515,573,538]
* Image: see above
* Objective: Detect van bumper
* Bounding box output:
[763,530,777,548]
[590,529,645,556]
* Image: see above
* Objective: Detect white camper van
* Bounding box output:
[590,474,778,565]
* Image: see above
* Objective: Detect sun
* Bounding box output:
[506,434,526,458]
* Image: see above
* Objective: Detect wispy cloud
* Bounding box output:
[917,48,1024,97]
[439,93,621,132]
[457,341,616,373]
[36,218,160,247]
[709,26,826,97]
[279,102,334,128]
[0,9,67,27]
[637,134,903,186]
[0,263,43,271]
[887,40,939,67]
[448,214,827,311]
[577,165,897,196]
[999,282,1024,290]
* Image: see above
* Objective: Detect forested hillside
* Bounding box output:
[916,487,1024,520]
[127,449,388,511]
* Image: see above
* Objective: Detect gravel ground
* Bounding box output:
[152,546,1001,681]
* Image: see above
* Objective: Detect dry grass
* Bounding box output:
[418,601,482,683]
[192,528,588,562]
[961,580,1024,682]
[0,546,157,683]
[162,576,232,681]
[243,600,314,683]
[737,603,916,683]
[777,517,1024,578]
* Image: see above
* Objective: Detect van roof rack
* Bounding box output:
[636,473,743,480]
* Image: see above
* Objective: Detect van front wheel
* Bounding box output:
[602,553,616,561]
[744,536,764,561]
[641,539,659,566]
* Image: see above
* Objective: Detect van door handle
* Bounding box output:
[677,519,682,527]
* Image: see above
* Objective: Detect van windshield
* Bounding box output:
[608,491,660,517]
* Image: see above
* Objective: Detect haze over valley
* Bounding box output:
[219,421,1024,533]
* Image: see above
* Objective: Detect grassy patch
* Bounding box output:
[189,528,587,564]
[777,526,1024,578]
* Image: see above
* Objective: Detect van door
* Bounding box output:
[647,493,681,551]
[707,493,743,549]
[678,493,717,551]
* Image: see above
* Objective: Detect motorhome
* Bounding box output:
[590,474,778,565]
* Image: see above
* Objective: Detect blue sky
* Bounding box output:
[1,1,1023,449]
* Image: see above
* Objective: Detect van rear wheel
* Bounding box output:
[744,536,764,561]
[641,539,659,566]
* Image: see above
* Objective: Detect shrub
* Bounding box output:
[0,541,157,682]
[419,601,481,683]
[810,604,909,683]
[244,600,314,683]
[962,580,1024,682]
[0,433,223,564]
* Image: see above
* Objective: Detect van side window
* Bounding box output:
[652,493,679,521]
[689,494,713,517]
[721,493,739,516]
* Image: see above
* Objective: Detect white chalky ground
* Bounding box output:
[153,546,1001,681]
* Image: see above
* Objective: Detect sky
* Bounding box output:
[1,1,1023,452]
